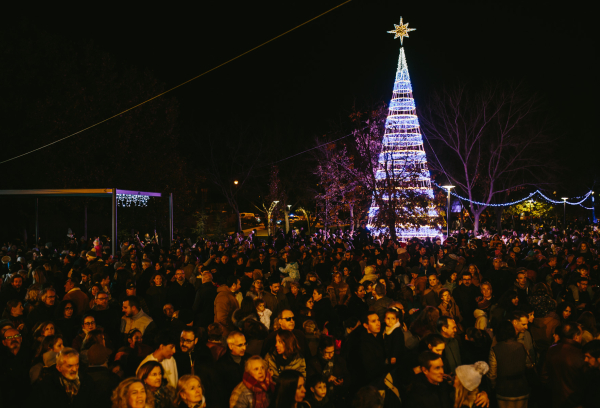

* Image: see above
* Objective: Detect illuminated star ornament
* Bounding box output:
[387,16,416,45]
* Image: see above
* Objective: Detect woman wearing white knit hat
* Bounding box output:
[454,361,489,408]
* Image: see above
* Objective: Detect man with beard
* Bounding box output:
[29,348,95,407]
[167,269,195,311]
[262,279,289,318]
[121,296,156,341]
[0,274,26,308]
[174,328,205,375]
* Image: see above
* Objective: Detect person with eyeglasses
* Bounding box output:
[0,327,31,407]
[216,331,249,397]
[174,327,209,369]
[53,300,78,346]
[261,310,309,357]
[72,313,97,351]
[89,290,120,347]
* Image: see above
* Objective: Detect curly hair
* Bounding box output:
[2,299,22,318]
[111,377,153,408]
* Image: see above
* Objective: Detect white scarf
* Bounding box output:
[384,321,401,337]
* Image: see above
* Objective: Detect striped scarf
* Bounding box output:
[242,371,275,408]
[59,375,81,402]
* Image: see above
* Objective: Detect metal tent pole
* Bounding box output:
[112,188,117,256]
[169,193,174,244]
[35,197,39,247]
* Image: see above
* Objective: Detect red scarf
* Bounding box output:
[242,370,275,408]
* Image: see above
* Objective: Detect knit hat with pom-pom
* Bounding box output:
[455,361,489,391]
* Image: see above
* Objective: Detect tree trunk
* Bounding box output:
[387,206,397,241]
[473,210,481,233]
[349,203,355,234]
[235,209,242,233]
[284,208,290,234]
[495,208,503,232]
[84,201,88,241]
[325,199,329,238]
[266,210,272,236]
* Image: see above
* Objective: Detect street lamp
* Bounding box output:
[442,185,455,238]
[285,204,292,234]
[592,191,596,223]
[233,180,239,185]
[561,197,568,227]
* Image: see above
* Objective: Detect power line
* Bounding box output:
[263,131,357,167]
[0,0,352,165]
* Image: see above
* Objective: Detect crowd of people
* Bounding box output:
[1,222,600,408]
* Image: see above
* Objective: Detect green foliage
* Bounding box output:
[191,209,208,239]
[504,201,554,218]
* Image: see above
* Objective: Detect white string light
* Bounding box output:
[431,180,593,208]
[117,194,149,207]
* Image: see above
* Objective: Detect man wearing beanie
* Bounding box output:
[85,250,104,277]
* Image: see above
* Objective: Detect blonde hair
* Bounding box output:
[454,378,478,408]
[302,319,320,336]
[174,375,203,406]
[111,377,153,408]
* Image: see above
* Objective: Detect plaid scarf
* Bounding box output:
[242,370,275,408]
[59,375,81,402]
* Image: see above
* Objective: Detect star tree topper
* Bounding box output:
[387,16,416,45]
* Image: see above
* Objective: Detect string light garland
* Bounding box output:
[431,180,594,208]
[117,194,149,207]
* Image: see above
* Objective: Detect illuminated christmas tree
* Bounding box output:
[368,17,439,239]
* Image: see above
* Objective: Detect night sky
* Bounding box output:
[8,0,599,190]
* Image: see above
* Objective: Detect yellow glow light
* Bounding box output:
[387,17,416,46]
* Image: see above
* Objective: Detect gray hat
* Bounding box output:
[456,361,489,391]
[43,350,57,367]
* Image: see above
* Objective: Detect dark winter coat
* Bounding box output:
[193,282,218,328]
[27,371,95,408]
[541,339,586,408]
[167,280,196,311]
